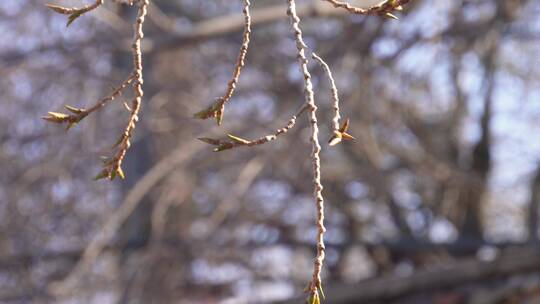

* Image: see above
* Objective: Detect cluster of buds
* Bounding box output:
[193,99,225,126]
[43,99,132,181]
[197,135,240,152]
[44,0,147,181]
[94,155,126,180]
[328,119,354,146]
[42,105,89,130]
[43,75,135,180]
[305,280,326,304]
[374,0,410,19]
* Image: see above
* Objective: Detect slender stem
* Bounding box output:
[199,104,309,151]
[85,76,134,116]
[109,0,149,177]
[46,0,104,15]
[42,76,134,126]
[242,105,309,146]
[216,0,252,123]
[312,53,341,132]
[322,0,409,15]
[286,0,326,299]
[193,0,252,125]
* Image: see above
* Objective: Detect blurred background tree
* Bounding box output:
[1,0,540,303]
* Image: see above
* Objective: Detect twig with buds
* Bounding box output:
[45,0,104,27]
[322,0,409,19]
[311,53,354,146]
[43,0,149,180]
[197,105,309,152]
[95,0,149,181]
[286,1,326,303]
[194,0,252,126]
[43,76,134,130]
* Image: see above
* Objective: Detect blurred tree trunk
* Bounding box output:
[528,167,540,242]
[457,30,497,243]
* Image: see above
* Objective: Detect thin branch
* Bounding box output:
[44,0,150,181]
[312,53,341,132]
[322,0,410,19]
[46,0,104,15]
[194,0,252,126]
[197,104,309,151]
[311,53,354,146]
[286,0,326,302]
[101,0,150,181]
[46,0,105,27]
[278,247,540,304]
[42,76,134,128]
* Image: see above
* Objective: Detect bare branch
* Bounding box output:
[286,0,326,302]
[194,0,253,126]
[44,0,150,181]
[322,0,410,19]
[312,53,354,146]
[197,104,309,152]
[46,0,104,27]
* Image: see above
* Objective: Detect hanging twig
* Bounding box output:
[44,0,149,181]
[97,0,150,181]
[286,1,326,303]
[311,53,354,146]
[194,0,252,125]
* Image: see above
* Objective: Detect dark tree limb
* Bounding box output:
[277,247,540,304]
